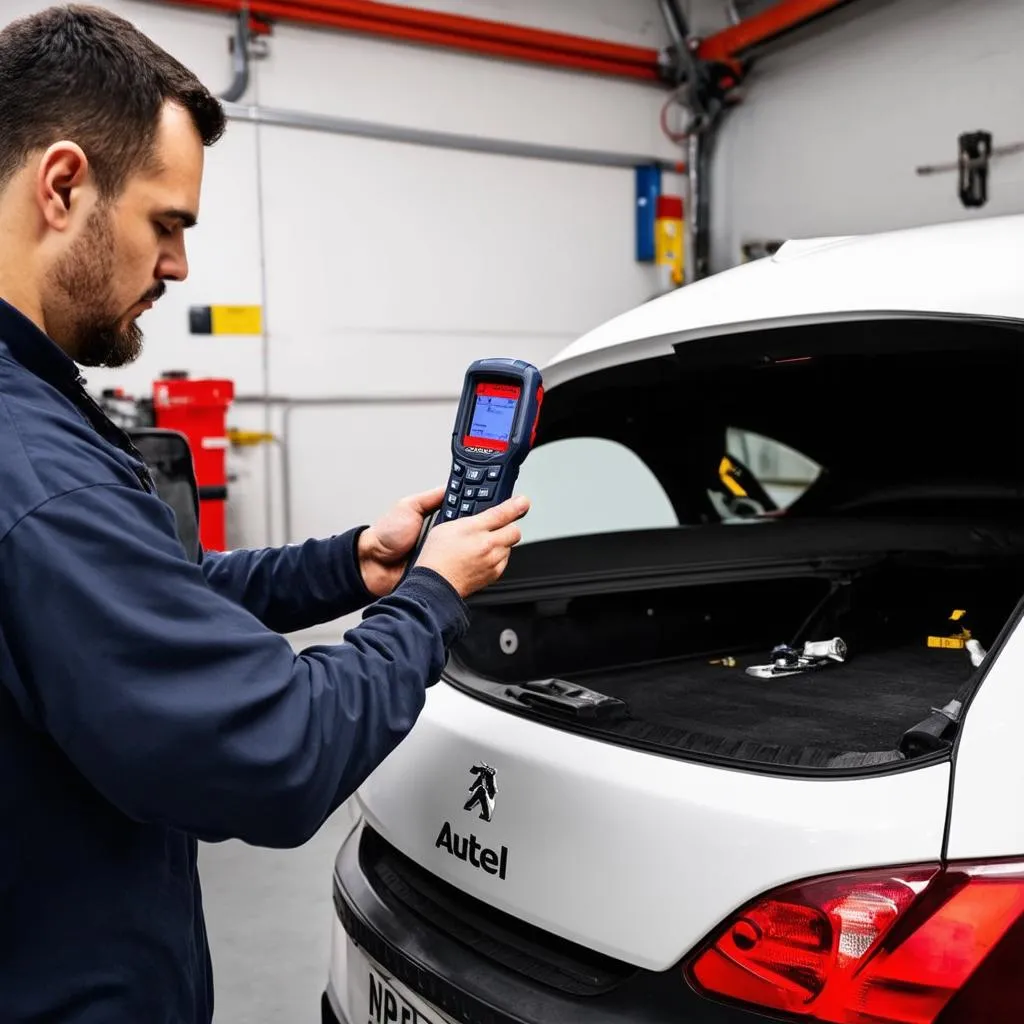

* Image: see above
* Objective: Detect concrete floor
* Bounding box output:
[200,802,357,1023]
[199,622,361,1023]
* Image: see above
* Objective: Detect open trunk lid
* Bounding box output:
[443,312,1024,773]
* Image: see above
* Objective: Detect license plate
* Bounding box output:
[345,938,449,1024]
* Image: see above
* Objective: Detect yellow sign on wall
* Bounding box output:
[189,304,263,336]
[210,305,263,336]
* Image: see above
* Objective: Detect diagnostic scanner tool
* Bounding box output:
[409,358,543,568]
[442,358,543,522]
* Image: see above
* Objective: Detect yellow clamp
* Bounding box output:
[927,609,971,649]
[719,456,748,498]
[227,428,277,447]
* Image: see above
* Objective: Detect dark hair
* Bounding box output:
[0,4,226,198]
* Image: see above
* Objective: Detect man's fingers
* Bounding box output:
[490,522,523,551]
[416,490,531,597]
[479,495,530,530]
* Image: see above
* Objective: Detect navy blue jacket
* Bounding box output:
[0,298,469,1022]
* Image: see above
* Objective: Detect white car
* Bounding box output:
[322,214,1024,1024]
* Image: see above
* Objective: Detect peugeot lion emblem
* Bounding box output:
[464,763,497,822]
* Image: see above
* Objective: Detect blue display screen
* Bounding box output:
[464,382,520,450]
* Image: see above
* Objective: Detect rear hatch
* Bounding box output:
[351,312,1024,1016]
[450,312,1024,773]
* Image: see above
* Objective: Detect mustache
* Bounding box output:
[141,281,167,304]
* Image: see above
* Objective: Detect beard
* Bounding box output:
[51,207,162,369]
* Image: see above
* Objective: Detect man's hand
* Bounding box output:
[416,495,530,599]
[357,486,446,598]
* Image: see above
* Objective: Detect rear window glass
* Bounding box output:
[517,430,821,542]
[516,437,678,544]
[516,315,1024,546]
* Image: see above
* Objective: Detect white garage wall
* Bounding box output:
[246,3,682,548]
[0,0,685,548]
[709,0,1024,271]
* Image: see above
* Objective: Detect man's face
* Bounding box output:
[49,101,203,367]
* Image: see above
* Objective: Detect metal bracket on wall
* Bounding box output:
[916,133,1024,209]
[957,131,992,208]
[246,34,270,60]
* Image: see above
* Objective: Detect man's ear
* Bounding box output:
[36,142,91,231]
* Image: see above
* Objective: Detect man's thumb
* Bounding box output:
[408,485,446,513]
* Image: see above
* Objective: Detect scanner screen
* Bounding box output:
[465,382,520,451]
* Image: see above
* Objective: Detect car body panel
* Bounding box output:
[947,605,1024,859]
[356,683,951,971]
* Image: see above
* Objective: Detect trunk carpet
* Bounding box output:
[573,642,973,754]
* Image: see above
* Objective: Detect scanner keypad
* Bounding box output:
[446,463,500,520]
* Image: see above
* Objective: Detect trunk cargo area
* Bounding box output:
[453,521,1024,768]
[575,642,967,754]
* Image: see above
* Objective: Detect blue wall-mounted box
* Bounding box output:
[635,165,662,263]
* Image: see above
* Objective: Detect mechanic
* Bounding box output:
[0,6,530,1023]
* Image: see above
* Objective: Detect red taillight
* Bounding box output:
[685,861,1024,1023]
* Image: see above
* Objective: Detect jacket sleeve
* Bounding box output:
[0,483,468,849]
[198,530,375,632]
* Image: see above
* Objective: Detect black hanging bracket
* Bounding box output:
[916,131,1024,207]
[958,131,993,208]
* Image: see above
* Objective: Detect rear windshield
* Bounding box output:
[516,314,1024,547]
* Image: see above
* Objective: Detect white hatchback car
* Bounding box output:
[322,214,1024,1024]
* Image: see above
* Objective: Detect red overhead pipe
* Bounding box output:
[271,2,663,79]
[290,0,660,66]
[697,0,853,66]
[166,0,664,81]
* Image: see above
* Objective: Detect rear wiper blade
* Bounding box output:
[505,679,629,721]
